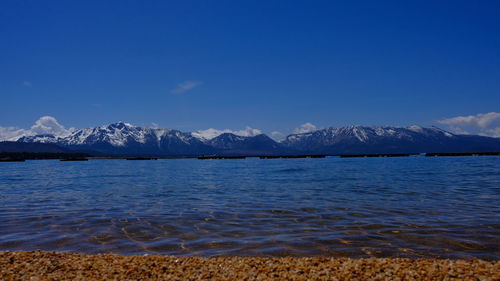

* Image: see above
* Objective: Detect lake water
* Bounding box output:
[0,157,499,259]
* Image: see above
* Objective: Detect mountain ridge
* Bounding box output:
[14,122,500,156]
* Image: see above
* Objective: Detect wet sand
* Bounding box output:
[1,251,499,280]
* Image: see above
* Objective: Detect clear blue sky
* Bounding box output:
[1,0,499,135]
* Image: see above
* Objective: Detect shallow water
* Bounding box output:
[0,157,499,259]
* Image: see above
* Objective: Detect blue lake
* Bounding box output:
[0,156,499,259]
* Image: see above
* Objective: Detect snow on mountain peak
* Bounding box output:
[192,126,262,140]
[408,125,424,132]
[107,122,133,129]
[59,122,151,146]
[12,120,498,155]
[191,128,232,140]
[352,126,369,142]
[10,118,463,154]
[154,128,171,141]
[282,125,457,146]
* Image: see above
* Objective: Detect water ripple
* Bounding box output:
[0,157,499,259]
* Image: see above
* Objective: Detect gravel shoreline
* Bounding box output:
[1,251,499,280]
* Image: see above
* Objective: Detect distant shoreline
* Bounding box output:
[1,251,498,280]
[1,151,500,161]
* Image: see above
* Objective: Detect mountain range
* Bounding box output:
[5,122,500,156]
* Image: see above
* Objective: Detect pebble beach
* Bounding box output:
[1,251,499,280]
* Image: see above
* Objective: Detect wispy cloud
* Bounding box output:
[437,112,500,137]
[293,122,317,134]
[0,116,74,141]
[23,81,32,87]
[170,80,203,94]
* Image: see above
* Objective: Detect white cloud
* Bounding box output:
[0,116,73,141]
[0,127,30,141]
[235,126,262,137]
[192,126,262,140]
[23,81,32,87]
[438,112,500,129]
[270,131,284,141]
[482,127,500,138]
[31,116,72,136]
[293,122,317,134]
[149,122,160,129]
[192,128,233,140]
[437,112,500,137]
[170,80,203,94]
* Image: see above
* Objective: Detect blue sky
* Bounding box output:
[1,0,499,137]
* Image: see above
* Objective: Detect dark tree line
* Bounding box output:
[0,152,90,161]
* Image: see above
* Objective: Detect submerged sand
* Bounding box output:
[1,251,499,280]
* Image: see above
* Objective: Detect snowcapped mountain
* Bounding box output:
[15,122,285,156]
[283,126,451,147]
[18,122,215,156]
[282,125,500,154]
[15,122,500,156]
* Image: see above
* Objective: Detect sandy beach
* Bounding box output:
[1,251,499,280]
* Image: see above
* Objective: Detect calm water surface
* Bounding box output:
[0,157,499,259]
